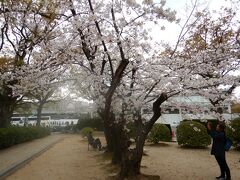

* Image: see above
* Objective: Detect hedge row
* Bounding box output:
[0,126,51,149]
[76,117,104,131]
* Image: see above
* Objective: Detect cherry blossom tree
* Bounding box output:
[1,0,239,178]
[24,67,67,126]
[69,1,240,177]
[165,5,240,120]
[66,0,176,157]
[63,0,179,177]
[0,0,68,127]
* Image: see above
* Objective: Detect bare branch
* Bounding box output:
[170,0,199,58]
[87,0,114,77]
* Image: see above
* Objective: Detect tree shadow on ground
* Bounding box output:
[146,142,170,147]
[93,151,160,180]
[178,145,209,150]
[93,151,119,174]
[106,174,160,180]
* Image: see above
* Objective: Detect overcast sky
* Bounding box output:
[151,0,240,98]
[151,0,236,45]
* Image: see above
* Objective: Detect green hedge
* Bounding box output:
[148,123,172,144]
[0,126,50,149]
[226,118,240,149]
[183,119,218,129]
[177,121,211,148]
[76,117,103,131]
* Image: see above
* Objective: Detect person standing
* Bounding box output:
[207,122,231,180]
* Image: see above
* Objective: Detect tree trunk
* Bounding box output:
[102,59,129,152]
[36,103,44,127]
[112,123,124,164]
[101,111,123,164]
[0,101,14,128]
[120,153,142,178]
[119,93,168,178]
[103,121,114,152]
[119,114,146,178]
[0,86,17,128]
[119,134,145,178]
[100,110,115,152]
[99,107,124,164]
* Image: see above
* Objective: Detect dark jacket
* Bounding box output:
[208,130,226,157]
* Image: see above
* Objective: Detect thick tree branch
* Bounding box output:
[144,93,168,134]
[87,0,114,77]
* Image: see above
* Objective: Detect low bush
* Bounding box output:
[80,127,94,137]
[76,117,103,131]
[0,126,50,149]
[183,119,218,129]
[226,118,240,149]
[148,123,171,144]
[176,121,211,148]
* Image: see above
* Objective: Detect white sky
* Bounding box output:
[150,0,240,99]
[151,0,235,45]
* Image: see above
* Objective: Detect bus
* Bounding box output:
[27,116,51,127]
[11,116,51,127]
[11,117,27,126]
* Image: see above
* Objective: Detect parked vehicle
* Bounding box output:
[11,117,27,126]
[10,116,51,127]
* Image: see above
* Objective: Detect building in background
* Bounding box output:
[12,99,95,126]
[143,95,239,126]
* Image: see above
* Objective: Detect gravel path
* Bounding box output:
[142,142,240,180]
[2,134,240,180]
[5,134,109,180]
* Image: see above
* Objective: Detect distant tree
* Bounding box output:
[0,0,68,127]
[163,5,240,120]
[25,70,67,126]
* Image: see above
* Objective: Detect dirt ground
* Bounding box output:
[142,142,240,180]
[6,134,240,180]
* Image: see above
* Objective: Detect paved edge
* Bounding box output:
[0,138,64,180]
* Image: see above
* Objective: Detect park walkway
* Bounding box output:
[2,133,239,180]
[3,134,109,180]
[0,133,65,180]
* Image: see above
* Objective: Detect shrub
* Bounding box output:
[76,117,103,131]
[176,121,211,148]
[0,126,50,149]
[226,118,240,149]
[148,123,171,144]
[80,127,94,137]
[183,119,218,129]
